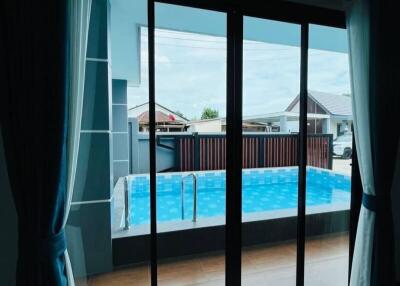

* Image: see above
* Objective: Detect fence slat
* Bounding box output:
[171,134,331,171]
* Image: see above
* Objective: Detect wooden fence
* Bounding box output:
[157,133,333,172]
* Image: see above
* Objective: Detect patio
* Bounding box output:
[87,233,349,286]
[332,158,352,176]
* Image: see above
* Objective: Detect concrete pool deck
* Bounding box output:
[113,202,349,239]
[332,158,352,176]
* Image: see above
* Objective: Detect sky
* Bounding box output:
[127,27,351,120]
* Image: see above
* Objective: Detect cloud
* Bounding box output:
[128,29,351,119]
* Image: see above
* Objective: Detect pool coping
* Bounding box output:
[113,202,349,239]
[122,165,351,180]
[112,209,350,267]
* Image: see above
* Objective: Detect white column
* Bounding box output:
[279,115,288,133]
[322,118,331,134]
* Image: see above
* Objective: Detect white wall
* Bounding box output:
[286,120,299,133]
[188,120,222,132]
[330,120,338,139]
[0,128,18,286]
[330,120,353,139]
[131,133,176,174]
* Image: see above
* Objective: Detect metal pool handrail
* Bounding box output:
[124,177,130,230]
[181,173,198,222]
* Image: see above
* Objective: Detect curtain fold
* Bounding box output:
[0,0,91,285]
[346,0,400,285]
[63,1,92,284]
[391,141,400,283]
[346,1,375,284]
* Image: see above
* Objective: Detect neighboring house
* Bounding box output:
[287,90,352,137]
[128,102,189,132]
[244,91,352,138]
[131,91,352,137]
[188,118,224,132]
[188,118,273,132]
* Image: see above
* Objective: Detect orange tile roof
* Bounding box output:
[137,110,179,123]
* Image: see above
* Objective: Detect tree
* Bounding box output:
[201,107,219,120]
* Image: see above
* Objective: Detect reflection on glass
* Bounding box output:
[242,16,300,285]
[153,3,227,285]
[305,24,352,286]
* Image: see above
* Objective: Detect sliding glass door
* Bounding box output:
[144,1,352,286]
[304,24,352,286]
[153,3,227,285]
[241,16,300,285]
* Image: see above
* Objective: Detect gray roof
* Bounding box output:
[309,90,352,116]
[286,90,352,116]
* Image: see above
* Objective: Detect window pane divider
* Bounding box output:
[296,23,309,286]
[225,8,243,286]
[148,0,158,285]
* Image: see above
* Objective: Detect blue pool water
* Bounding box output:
[128,167,350,225]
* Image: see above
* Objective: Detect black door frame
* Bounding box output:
[147,1,357,286]
[296,22,309,286]
[225,7,243,285]
[147,1,157,285]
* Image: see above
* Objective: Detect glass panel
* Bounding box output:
[305,24,351,286]
[106,0,151,284]
[242,16,300,286]
[154,4,227,285]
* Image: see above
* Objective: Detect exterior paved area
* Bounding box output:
[86,233,349,286]
[332,158,352,176]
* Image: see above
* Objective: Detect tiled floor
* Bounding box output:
[87,233,349,286]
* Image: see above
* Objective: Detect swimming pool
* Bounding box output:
[128,167,350,226]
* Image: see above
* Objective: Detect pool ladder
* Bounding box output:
[124,174,198,230]
[124,177,130,230]
[181,173,198,222]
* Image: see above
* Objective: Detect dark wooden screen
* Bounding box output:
[171,134,332,172]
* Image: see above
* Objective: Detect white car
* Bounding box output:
[333,133,352,159]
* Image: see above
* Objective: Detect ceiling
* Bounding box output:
[110,0,347,84]
[284,0,345,11]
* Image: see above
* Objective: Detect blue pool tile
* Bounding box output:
[128,168,351,225]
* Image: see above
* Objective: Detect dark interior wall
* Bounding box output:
[0,127,18,286]
[284,0,344,11]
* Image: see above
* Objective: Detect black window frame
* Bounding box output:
[147,1,360,286]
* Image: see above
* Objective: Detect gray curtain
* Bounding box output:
[1,1,71,285]
[392,142,400,283]
[346,0,400,285]
[64,0,92,285]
